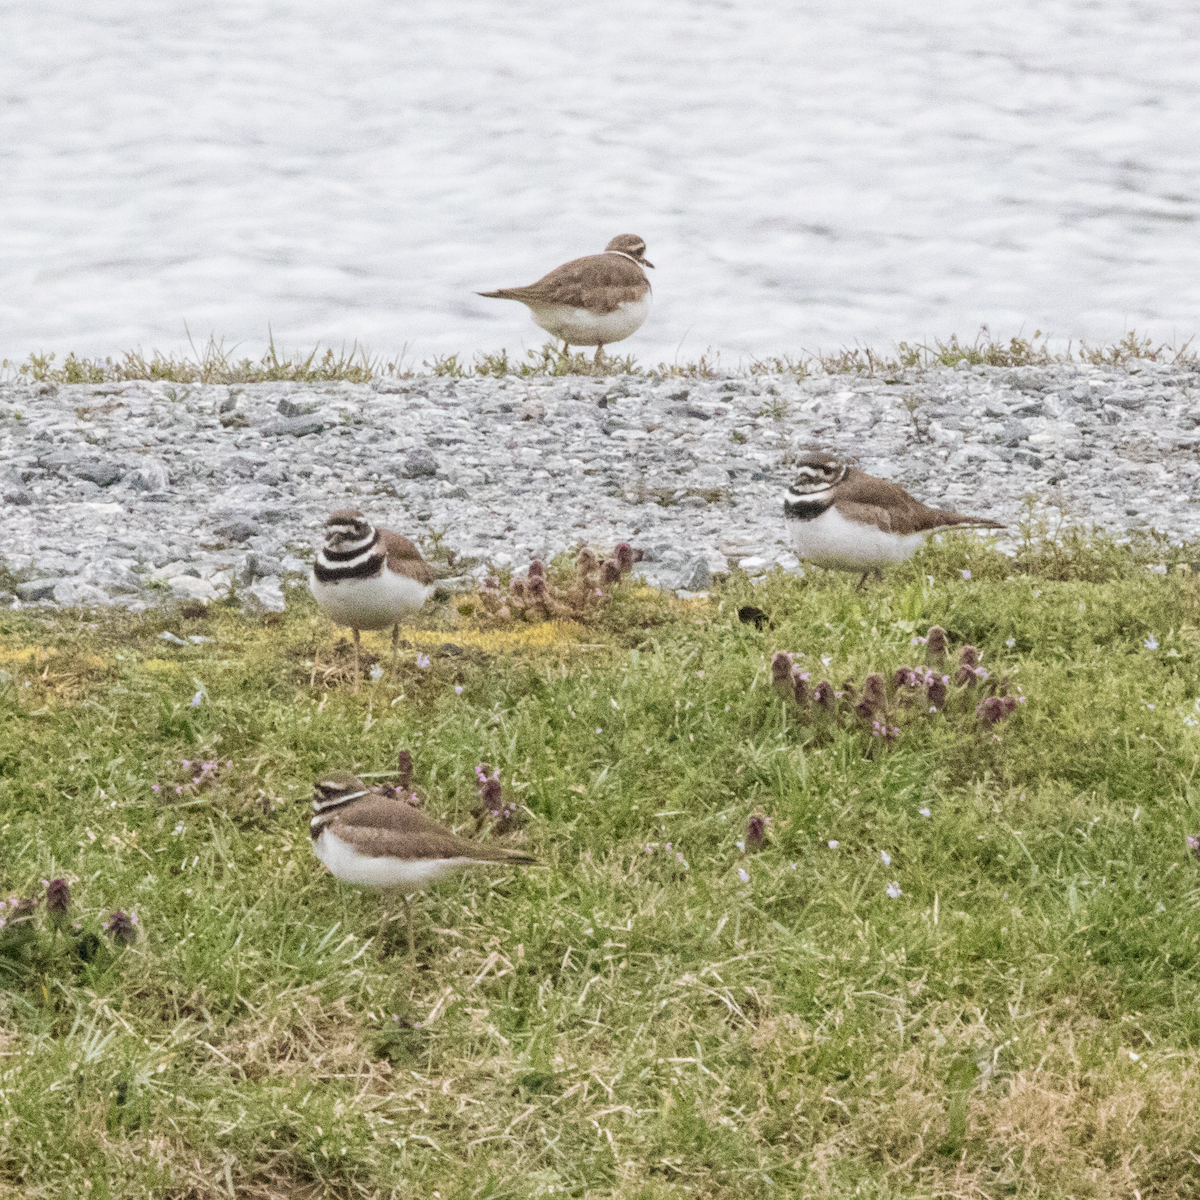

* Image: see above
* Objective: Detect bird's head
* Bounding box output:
[311,769,371,811]
[605,234,653,269]
[787,453,849,495]
[323,509,372,549]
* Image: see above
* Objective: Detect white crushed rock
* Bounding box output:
[3,359,1199,610]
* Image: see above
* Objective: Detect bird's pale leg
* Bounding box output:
[855,571,870,593]
[352,628,361,695]
[404,894,415,960]
[594,344,605,365]
[391,623,399,674]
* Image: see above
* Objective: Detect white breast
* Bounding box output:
[309,569,432,631]
[314,829,476,890]
[527,296,651,347]
[789,506,928,571]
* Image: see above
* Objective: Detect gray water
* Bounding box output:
[4,0,1199,366]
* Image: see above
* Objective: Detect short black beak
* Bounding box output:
[642,258,655,269]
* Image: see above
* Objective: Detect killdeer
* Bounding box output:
[309,509,435,694]
[309,770,537,957]
[784,453,1003,589]
[478,234,653,362]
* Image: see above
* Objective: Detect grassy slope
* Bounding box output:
[2,533,1200,1199]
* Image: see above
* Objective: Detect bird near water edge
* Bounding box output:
[784,453,1004,589]
[478,234,654,362]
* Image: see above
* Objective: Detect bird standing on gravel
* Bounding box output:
[309,509,435,694]
[478,234,653,363]
[308,770,537,958]
[784,453,1003,588]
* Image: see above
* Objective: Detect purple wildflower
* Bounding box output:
[976,695,1019,726]
[925,626,948,659]
[600,560,621,586]
[813,680,836,711]
[771,652,793,685]
[856,673,886,721]
[1187,834,1200,863]
[104,910,137,946]
[927,675,948,711]
[416,653,431,670]
[746,814,770,852]
[45,878,70,918]
[792,666,810,706]
[528,560,545,580]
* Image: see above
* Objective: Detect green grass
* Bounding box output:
[3,530,1200,1198]
[4,326,1195,386]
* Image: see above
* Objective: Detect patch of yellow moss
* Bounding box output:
[365,621,595,654]
[0,646,107,669]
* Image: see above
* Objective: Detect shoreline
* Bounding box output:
[2,357,1199,610]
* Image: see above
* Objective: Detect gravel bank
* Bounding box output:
[3,360,1200,610]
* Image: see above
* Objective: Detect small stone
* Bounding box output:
[74,460,124,487]
[277,398,316,417]
[214,517,257,544]
[52,579,110,607]
[403,449,438,478]
[676,558,710,591]
[168,577,219,602]
[242,576,286,614]
[129,458,171,492]
[16,579,59,601]
[263,415,324,437]
[239,552,283,584]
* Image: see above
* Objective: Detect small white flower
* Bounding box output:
[368,664,383,682]
[821,655,832,668]
[960,569,971,580]
[595,727,602,734]
[1005,638,1015,648]
[919,807,931,818]
[1144,635,1159,651]
[886,881,902,899]
[880,850,891,866]
[789,862,797,870]
[454,685,463,695]
[1128,1050,1139,1062]
[737,867,749,883]
[736,840,745,851]
[190,691,203,707]
[828,840,839,849]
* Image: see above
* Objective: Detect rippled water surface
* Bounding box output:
[4,0,1200,365]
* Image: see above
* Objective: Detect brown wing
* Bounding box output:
[478,253,650,314]
[835,469,1004,536]
[327,798,536,863]
[378,529,435,585]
